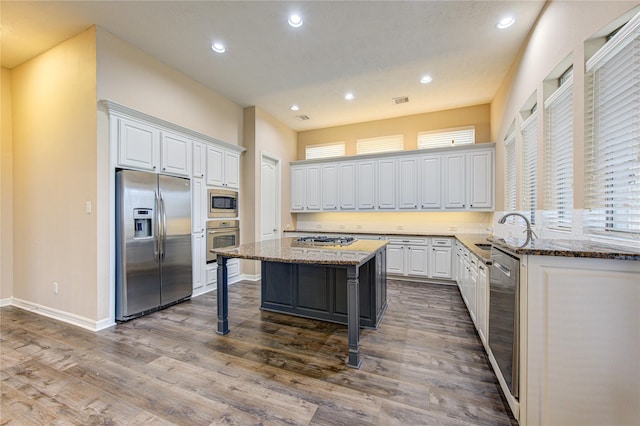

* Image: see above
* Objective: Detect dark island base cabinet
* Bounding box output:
[260,253,387,329]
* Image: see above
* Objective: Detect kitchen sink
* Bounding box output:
[475,243,492,250]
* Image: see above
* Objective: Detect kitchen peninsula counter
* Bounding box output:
[211,237,388,369]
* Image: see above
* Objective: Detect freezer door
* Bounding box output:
[116,170,161,320]
[158,174,192,305]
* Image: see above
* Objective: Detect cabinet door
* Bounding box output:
[192,233,204,292]
[431,246,452,279]
[468,267,478,324]
[191,178,205,233]
[206,146,224,187]
[192,141,206,178]
[305,165,321,211]
[407,246,428,276]
[321,163,339,210]
[468,150,493,209]
[398,157,419,209]
[339,162,356,210]
[224,151,240,189]
[290,166,306,211]
[118,118,159,171]
[444,153,466,209]
[205,263,217,290]
[357,161,376,210]
[377,159,397,209]
[386,244,405,275]
[420,155,442,209]
[160,132,191,177]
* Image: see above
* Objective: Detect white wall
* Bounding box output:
[1,67,14,304]
[490,1,639,242]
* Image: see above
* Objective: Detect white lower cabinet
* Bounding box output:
[205,263,217,291]
[386,238,429,277]
[430,238,452,279]
[192,232,205,294]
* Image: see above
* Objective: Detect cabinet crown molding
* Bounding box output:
[101,100,245,154]
[290,142,495,166]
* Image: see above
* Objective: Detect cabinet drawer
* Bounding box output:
[389,237,429,245]
[432,238,452,247]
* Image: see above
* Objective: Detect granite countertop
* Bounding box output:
[289,229,640,261]
[211,237,389,266]
[488,237,640,261]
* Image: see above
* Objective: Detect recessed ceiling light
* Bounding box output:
[211,42,226,53]
[290,105,300,111]
[344,92,355,101]
[420,75,433,84]
[497,16,515,29]
[288,14,303,28]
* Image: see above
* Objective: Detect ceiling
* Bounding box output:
[1,1,546,131]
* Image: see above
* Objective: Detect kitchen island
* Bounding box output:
[211,237,388,368]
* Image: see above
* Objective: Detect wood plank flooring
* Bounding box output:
[1,280,517,425]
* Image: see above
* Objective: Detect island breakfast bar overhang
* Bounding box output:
[212,237,389,368]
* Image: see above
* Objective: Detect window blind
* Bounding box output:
[305,142,346,160]
[417,126,475,149]
[544,77,574,231]
[356,134,404,155]
[520,112,538,224]
[504,130,517,214]
[584,13,640,238]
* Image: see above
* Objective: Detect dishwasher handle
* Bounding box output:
[493,260,511,277]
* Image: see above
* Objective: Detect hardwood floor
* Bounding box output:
[1,280,517,425]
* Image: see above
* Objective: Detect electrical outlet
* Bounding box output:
[85,201,92,214]
[449,226,458,232]
[53,282,59,295]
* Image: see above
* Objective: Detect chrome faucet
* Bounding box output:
[498,212,538,247]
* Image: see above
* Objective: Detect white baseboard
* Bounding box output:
[0,297,13,307]
[239,273,261,282]
[10,298,113,332]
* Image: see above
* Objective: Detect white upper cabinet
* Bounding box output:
[206,145,239,189]
[192,141,206,179]
[118,117,160,171]
[321,163,339,210]
[398,157,419,209]
[289,144,494,212]
[290,165,306,211]
[356,160,376,210]
[467,150,494,209]
[339,162,356,211]
[444,153,466,209]
[117,117,191,176]
[305,165,321,211]
[160,131,191,177]
[377,159,397,210]
[419,155,442,209]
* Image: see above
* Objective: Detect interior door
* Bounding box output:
[261,154,280,241]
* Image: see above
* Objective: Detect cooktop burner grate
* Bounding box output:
[296,236,357,246]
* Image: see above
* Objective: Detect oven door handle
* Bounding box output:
[208,229,239,234]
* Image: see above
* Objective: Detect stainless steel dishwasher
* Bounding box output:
[489,245,520,399]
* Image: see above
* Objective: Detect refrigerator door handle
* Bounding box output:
[160,191,167,261]
[154,190,160,262]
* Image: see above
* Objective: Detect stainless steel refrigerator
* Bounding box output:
[116,170,192,321]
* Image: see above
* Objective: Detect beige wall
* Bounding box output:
[297,103,491,160]
[1,67,14,302]
[96,28,243,146]
[10,28,98,318]
[241,106,297,276]
[491,1,639,212]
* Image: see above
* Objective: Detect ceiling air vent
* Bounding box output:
[393,96,409,105]
[297,115,310,120]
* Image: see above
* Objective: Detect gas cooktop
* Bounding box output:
[296,236,357,246]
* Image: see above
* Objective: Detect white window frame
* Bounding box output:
[543,75,574,231]
[520,110,538,225]
[504,129,517,215]
[356,134,404,155]
[417,126,475,150]
[305,142,346,160]
[584,12,640,243]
